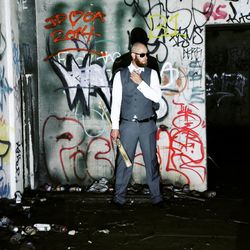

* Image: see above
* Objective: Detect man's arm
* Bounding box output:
[131,69,162,103]
[110,71,122,139]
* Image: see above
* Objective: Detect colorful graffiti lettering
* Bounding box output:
[203,2,228,20]
[0,66,13,111]
[45,10,106,60]
[49,53,110,116]
[157,101,206,187]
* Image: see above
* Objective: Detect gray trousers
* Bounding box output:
[114,119,162,204]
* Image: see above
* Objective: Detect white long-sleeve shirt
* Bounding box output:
[110,63,162,129]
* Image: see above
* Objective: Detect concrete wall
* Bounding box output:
[0,0,23,198]
[1,0,250,198]
[36,0,250,192]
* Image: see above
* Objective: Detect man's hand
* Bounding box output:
[111,129,120,140]
[130,70,142,85]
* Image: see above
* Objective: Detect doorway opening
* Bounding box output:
[205,24,250,194]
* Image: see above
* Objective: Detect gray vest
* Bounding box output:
[120,67,154,120]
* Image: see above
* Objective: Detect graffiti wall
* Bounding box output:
[17,0,38,190]
[0,3,10,198]
[36,0,250,192]
[0,0,24,198]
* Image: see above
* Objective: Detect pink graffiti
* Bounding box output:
[156,101,206,184]
[203,2,228,20]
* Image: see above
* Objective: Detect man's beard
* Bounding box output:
[134,57,147,67]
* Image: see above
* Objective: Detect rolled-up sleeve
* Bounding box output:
[137,69,162,103]
[110,72,122,130]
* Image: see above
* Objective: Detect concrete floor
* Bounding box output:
[1,182,250,250]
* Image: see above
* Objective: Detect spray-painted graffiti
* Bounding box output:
[17,0,28,10]
[37,0,250,191]
[45,10,106,60]
[157,101,206,187]
[183,47,202,61]
[206,72,247,107]
[42,115,115,185]
[124,0,212,58]
[13,43,21,77]
[15,141,21,177]
[227,2,250,23]
[203,2,228,21]
[0,139,11,197]
[49,53,110,116]
[0,66,13,111]
[0,24,7,61]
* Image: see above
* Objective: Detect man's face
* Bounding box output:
[132,44,148,67]
[134,53,148,67]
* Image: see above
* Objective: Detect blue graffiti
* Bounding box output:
[0,66,13,111]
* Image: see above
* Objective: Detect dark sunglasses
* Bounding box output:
[133,52,149,58]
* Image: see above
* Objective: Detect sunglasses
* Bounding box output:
[133,52,149,58]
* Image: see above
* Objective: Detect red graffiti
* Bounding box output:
[87,137,114,169]
[156,101,206,184]
[44,11,105,29]
[203,2,228,20]
[44,9,106,60]
[49,25,100,44]
[44,13,67,29]
[56,132,73,141]
[42,115,87,182]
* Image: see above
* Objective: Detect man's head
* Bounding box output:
[130,27,149,46]
[131,42,148,68]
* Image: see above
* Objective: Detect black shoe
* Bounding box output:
[110,200,125,209]
[153,200,166,209]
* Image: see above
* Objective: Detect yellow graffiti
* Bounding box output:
[0,123,11,164]
[148,13,186,39]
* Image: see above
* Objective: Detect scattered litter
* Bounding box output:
[44,183,52,192]
[55,185,66,191]
[202,190,216,198]
[232,220,250,225]
[69,186,82,192]
[15,191,22,204]
[9,233,22,245]
[142,187,150,194]
[68,230,78,235]
[182,184,190,193]
[98,229,110,234]
[0,216,12,227]
[24,226,37,235]
[11,226,19,233]
[52,224,68,232]
[88,240,92,244]
[87,178,109,193]
[33,223,51,231]
[22,206,31,211]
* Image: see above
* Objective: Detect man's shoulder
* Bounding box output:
[113,53,131,67]
[112,52,131,76]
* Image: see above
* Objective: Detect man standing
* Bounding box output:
[112,27,160,80]
[110,42,164,207]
